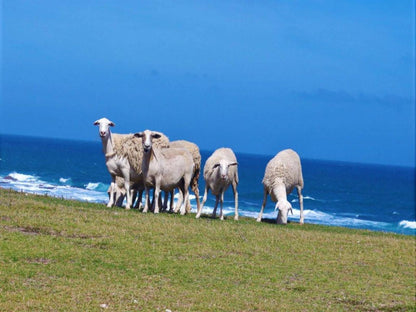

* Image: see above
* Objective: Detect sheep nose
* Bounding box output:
[100,131,106,136]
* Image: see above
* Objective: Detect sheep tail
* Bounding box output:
[191,166,200,194]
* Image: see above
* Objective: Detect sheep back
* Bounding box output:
[112,132,169,174]
[170,140,201,190]
[262,149,303,193]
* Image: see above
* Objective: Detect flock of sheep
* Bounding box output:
[94,117,304,224]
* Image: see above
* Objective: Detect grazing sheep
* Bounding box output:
[134,130,194,215]
[196,148,239,221]
[256,149,304,225]
[169,140,202,213]
[93,118,169,209]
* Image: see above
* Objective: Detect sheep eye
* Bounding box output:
[213,164,220,169]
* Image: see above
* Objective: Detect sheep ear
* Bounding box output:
[212,163,220,169]
[93,120,100,126]
[109,122,115,127]
[152,133,162,139]
[134,132,144,138]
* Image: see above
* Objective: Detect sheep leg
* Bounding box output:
[232,180,239,221]
[143,187,150,213]
[219,192,224,221]
[134,189,144,209]
[154,184,161,214]
[131,189,137,208]
[173,188,182,213]
[128,187,135,209]
[115,191,125,207]
[120,169,131,209]
[107,175,116,208]
[124,181,131,209]
[150,189,155,212]
[196,185,209,218]
[181,176,191,215]
[162,191,169,212]
[192,184,201,215]
[175,185,185,214]
[185,194,192,214]
[181,187,189,216]
[156,190,163,213]
[212,195,219,219]
[169,190,174,212]
[256,187,268,222]
[297,186,304,225]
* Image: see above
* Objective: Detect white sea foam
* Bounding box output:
[6,172,39,182]
[59,177,70,184]
[173,193,196,201]
[291,196,317,203]
[399,220,416,229]
[85,182,100,190]
[0,172,108,204]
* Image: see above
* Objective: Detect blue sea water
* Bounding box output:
[0,134,415,235]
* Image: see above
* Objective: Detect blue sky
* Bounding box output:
[1,1,415,166]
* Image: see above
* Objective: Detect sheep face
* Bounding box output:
[94,118,115,138]
[134,130,161,153]
[275,200,293,225]
[213,160,238,181]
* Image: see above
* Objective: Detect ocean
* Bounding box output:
[0,134,415,235]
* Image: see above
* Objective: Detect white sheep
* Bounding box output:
[107,176,126,207]
[107,177,143,208]
[196,147,239,221]
[256,149,304,224]
[134,130,194,215]
[168,140,202,213]
[93,118,169,209]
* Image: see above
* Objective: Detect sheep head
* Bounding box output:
[93,118,115,138]
[275,200,293,225]
[134,130,161,153]
[212,160,238,181]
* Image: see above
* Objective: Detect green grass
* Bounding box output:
[0,188,415,311]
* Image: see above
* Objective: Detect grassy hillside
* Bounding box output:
[0,188,414,311]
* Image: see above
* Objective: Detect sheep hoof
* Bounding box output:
[256,218,261,222]
[195,214,201,219]
[234,216,239,221]
[125,207,131,210]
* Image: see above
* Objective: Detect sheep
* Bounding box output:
[93,118,169,209]
[107,176,126,207]
[256,149,304,225]
[196,147,239,221]
[168,140,202,214]
[134,130,194,215]
[107,177,143,208]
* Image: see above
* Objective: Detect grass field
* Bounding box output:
[0,188,414,311]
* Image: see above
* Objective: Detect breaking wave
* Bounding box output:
[399,220,416,229]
